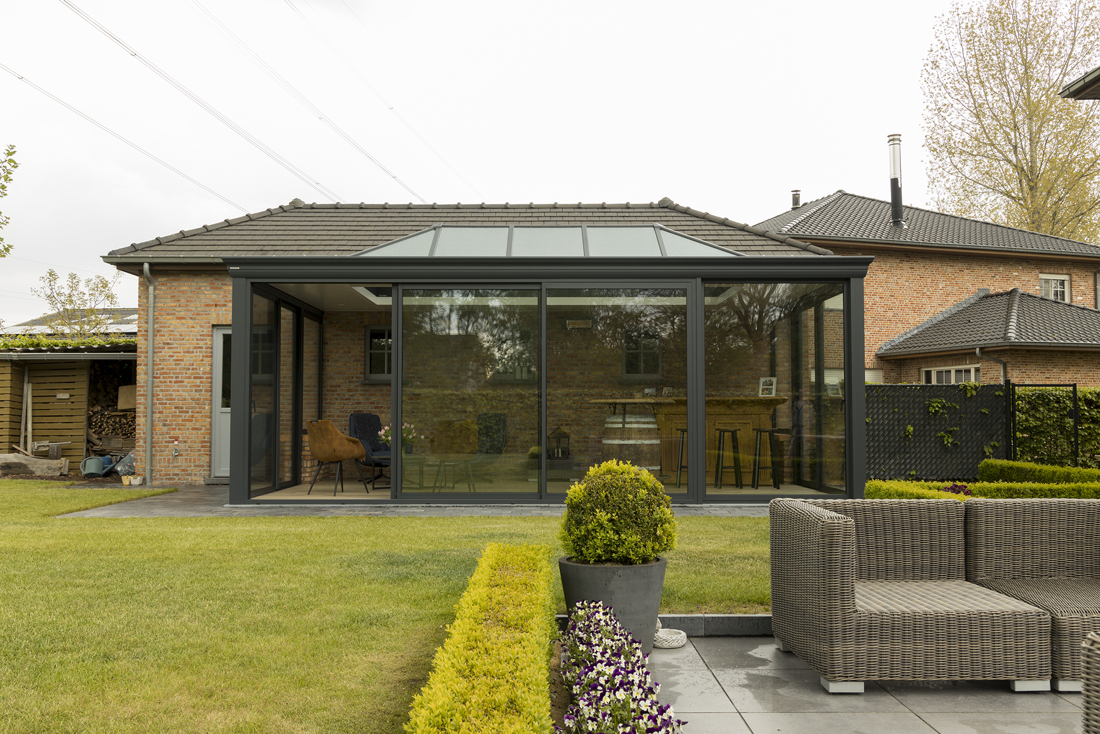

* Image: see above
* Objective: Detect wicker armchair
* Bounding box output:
[770,498,1051,693]
[966,498,1100,692]
[1085,632,1100,734]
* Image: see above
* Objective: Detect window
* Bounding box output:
[251,329,275,380]
[1040,274,1069,302]
[922,365,980,384]
[365,327,392,380]
[624,331,661,377]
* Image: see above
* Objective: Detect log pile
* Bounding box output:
[88,405,136,438]
[86,361,137,454]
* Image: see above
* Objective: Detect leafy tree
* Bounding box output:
[0,144,17,257]
[31,269,122,339]
[922,0,1100,242]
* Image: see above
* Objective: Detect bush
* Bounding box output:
[560,460,677,565]
[405,543,556,734]
[978,458,1100,484]
[865,480,968,501]
[558,600,684,734]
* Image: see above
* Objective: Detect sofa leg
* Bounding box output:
[1010,679,1051,692]
[1053,679,1082,692]
[774,637,789,652]
[819,677,863,694]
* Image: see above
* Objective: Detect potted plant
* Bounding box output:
[558,459,678,654]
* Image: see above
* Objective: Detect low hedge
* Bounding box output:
[865,480,968,501]
[978,458,1100,485]
[404,543,556,734]
[866,478,1100,500]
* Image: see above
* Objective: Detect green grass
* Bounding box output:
[0,481,769,733]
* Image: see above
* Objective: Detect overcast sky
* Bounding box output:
[1,0,957,325]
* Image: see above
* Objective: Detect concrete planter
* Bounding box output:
[559,555,667,654]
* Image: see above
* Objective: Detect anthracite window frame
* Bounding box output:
[364,326,392,382]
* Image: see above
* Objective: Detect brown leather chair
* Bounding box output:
[305,420,368,496]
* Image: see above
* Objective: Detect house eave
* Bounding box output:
[878,342,1100,359]
[794,235,1100,262]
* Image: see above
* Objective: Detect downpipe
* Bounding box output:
[976,347,1006,384]
[143,263,154,485]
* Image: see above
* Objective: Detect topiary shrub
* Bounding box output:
[560,460,677,565]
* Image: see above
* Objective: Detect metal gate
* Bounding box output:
[1009,382,1080,467]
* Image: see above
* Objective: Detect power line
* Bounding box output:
[283,0,484,200]
[184,0,426,204]
[0,61,247,213]
[59,0,345,203]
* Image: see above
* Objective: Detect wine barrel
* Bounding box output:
[602,412,662,472]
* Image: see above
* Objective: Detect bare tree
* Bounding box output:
[31,269,122,339]
[922,0,1100,242]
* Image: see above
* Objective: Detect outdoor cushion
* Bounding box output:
[856,580,1049,614]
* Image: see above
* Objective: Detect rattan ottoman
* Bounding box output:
[967,498,1100,692]
[771,499,1052,693]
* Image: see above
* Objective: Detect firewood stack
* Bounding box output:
[86,361,137,455]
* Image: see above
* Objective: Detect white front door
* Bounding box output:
[212,327,232,477]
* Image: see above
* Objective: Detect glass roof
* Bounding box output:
[352,224,745,258]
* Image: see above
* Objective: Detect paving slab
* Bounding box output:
[740,712,939,734]
[917,711,1083,734]
[692,636,811,670]
[880,679,1081,713]
[715,668,906,713]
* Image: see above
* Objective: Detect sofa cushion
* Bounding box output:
[978,578,1100,616]
[856,580,1047,614]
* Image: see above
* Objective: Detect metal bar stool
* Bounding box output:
[715,428,743,489]
[752,428,783,489]
[675,428,688,488]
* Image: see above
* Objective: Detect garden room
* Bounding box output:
[226,224,869,504]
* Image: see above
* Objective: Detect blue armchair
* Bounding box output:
[349,413,392,492]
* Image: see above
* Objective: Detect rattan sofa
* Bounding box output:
[1085,632,1100,734]
[966,498,1100,692]
[770,498,1052,693]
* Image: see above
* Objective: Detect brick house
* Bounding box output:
[756,188,1100,385]
[101,198,870,501]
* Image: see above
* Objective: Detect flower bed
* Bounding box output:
[405,542,556,734]
[558,600,684,734]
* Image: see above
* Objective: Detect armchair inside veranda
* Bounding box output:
[304,419,368,496]
[349,412,392,492]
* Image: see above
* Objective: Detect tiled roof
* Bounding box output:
[104,198,829,260]
[755,191,1100,258]
[1061,63,1100,100]
[877,289,1100,357]
[3,308,140,335]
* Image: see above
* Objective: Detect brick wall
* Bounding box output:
[883,350,1100,387]
[829,245,1099,369]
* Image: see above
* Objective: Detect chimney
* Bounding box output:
[888,133,905,227]
[791,190,801,210]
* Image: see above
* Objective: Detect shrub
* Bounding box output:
[865,480,968,501]
[978,458,1100,485]
[560,460,677,565]
[405,543,555,734]
[558,600,684,734]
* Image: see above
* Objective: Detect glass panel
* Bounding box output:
[278,306,297,486]
[250,293,277,497]
[432,227,508,257]
[401,288,540,494]
[301,316,321,488]
[586,227,662,257]
[359,229,435,257]
[660,230,742,257]
[220,332,232,408]
[703,283,845,498]
[546,288,689,497]
[511,227,585,257]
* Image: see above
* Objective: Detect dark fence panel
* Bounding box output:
[865,384,1008,481]
[1011,384,1080,467]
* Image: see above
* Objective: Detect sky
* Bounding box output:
[0,0,958,326]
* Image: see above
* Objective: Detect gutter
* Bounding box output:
[142,263,154,485]
[976,347,1008,383]
[0,352,137,361]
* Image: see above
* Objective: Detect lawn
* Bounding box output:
[0,481,768,733]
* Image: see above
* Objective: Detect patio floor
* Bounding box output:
[649,637,1085,734]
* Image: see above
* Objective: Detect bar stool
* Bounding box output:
[752,428,783,489]
[714,428,742,489]
[675,428,689,488]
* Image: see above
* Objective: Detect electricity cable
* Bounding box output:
[59,0,345,203]
[0,61,247,213]
[283,0,484,199]
[184,0,426,204]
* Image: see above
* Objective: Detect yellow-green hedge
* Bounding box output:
[405,543,556,734]
[865,480,968,501]
[978,458,1100,485]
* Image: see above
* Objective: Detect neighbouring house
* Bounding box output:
[0,309,138,466]
[1061,63,1100,100]
[755,137,1100,386]
[101,199,870,503]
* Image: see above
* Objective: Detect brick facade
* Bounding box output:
[883,349,1100,387]
[828,245,1099,370]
